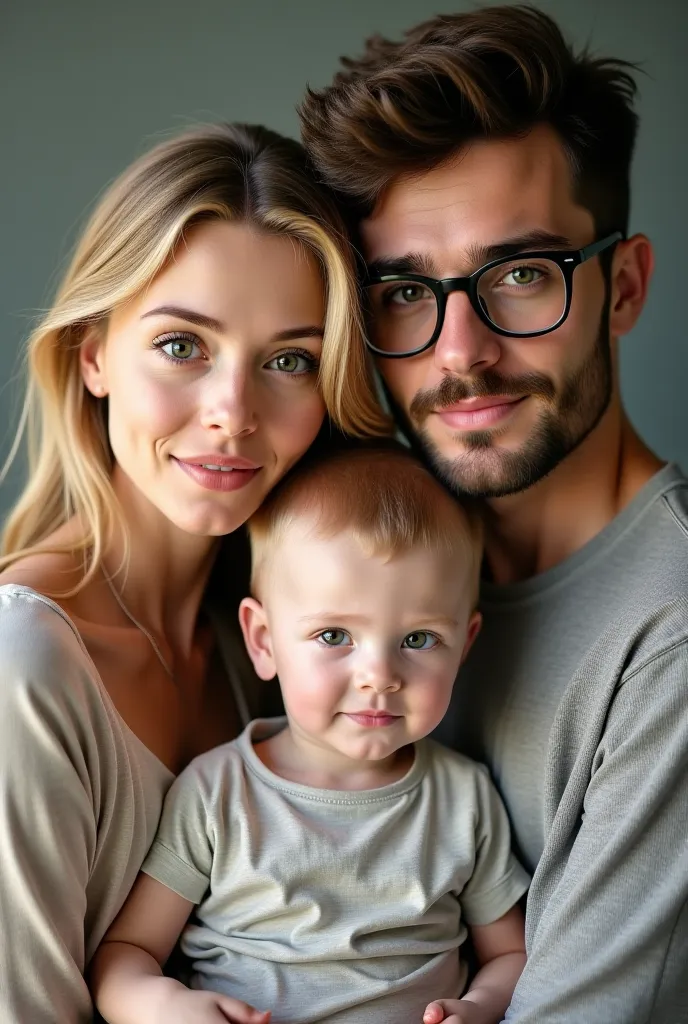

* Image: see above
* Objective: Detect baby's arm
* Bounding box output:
[423,904,526,1024]
[90,872,269,1024]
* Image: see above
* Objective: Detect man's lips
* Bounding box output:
[435,395,526,430]
[343,711,401,728]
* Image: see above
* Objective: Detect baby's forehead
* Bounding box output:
[264,517,475,597]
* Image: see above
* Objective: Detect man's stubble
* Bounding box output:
[401,316,613,500]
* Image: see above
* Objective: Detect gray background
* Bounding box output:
[2,0,686,519]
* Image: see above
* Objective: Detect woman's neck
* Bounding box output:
[101,465,220,657]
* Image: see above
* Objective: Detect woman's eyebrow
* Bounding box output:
[140,307,322,342]
[272,326,323,342]
[141,305,224,331]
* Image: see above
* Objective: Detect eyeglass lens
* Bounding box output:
[365,257,567,353]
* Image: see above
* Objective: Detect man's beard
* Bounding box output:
[403,320,613,499]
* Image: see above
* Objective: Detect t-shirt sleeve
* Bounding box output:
[0,593,98,1024]
[504,642,688,1023]
[459,764,530,927]
[142,758,217,904]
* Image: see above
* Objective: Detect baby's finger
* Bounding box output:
[423,1001,446,1023]
[217,995,271,1023]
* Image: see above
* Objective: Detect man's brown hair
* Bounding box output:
[300,4,639,236]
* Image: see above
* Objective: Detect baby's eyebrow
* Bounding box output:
[298,613,461,630]
[298,612,368,625]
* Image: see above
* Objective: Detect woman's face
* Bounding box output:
[81,219,326,536]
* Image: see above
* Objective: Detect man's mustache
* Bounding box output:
[409,370,556,423]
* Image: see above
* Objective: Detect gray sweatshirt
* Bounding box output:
[437,463,688,1022]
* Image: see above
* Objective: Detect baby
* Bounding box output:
[91,446,529,1024]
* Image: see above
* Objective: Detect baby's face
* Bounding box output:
[241,521,480,768]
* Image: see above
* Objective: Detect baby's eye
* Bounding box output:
[317,629,352,647]
[402,631,438,650]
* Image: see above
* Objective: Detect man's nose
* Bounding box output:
[433,291,502,377]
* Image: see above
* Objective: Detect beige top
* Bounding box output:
[143,718,530,1024]
[0,584,251,1024]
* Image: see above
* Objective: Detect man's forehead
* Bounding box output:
[360,126,594,269]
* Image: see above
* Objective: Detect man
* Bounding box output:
[300,6,688,1022]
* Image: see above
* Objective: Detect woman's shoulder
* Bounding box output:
[0,582,101,724]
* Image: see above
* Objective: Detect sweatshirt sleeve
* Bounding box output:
[0,592,100,1024]
[505,641,688,1023]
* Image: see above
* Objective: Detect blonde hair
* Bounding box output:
[248,445,482,599]
[0,123,389,588]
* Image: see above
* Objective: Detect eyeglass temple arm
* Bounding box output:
[579,230,624,262]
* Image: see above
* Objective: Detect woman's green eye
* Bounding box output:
[403,631,437,650]
[156,334,201,361]
[168,340,194,359]
[318,629,350,647]
[267,351,317,374]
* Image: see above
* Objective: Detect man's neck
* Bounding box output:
[481,399,664,585]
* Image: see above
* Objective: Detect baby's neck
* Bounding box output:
[254,726,415,791]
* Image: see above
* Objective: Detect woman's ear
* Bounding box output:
[80,325,109,397]
[459,610,482,666]
[239,597,277,681]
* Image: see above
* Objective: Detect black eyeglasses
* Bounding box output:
[363,231,623,359]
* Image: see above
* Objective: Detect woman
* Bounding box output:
[0,122,387,1023]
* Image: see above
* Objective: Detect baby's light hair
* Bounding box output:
[248,445,482,601]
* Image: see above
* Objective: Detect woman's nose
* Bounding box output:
[199,369,258,439]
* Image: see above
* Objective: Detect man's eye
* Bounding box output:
[500,265,543,287]
[317,629,351,647]
[402,631,438,650]
[388,283,432,305]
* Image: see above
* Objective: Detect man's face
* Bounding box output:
[360,125,613,499]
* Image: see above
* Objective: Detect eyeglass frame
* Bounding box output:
[362,230,624,359]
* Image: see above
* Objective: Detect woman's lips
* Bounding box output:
[172,455,261,492]
[435,396,526,430]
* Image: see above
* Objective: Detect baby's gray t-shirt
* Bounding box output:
[142,718,529,1024]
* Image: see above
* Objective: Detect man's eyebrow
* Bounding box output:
[366,252,437,278]
[366,231,574,280]
[140,306,323,342]
[465,231,574,267]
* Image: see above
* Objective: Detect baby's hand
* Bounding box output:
[423,999,483,1024]
[160,987,271,1024]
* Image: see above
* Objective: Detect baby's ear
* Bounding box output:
[239,597,277,681]
[460,610,482,666]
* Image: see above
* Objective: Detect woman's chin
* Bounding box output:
[158,496,263,538]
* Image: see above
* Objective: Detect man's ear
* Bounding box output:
[80,325,109,397]
[608,233,654,339]
[459,610,482,666]
[239,597,277,681]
